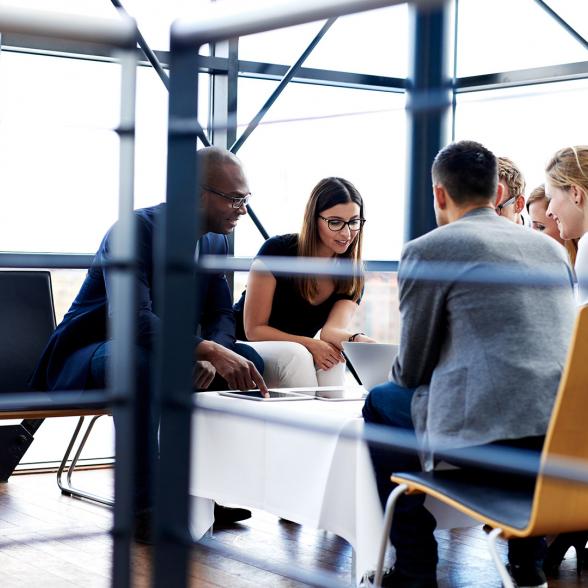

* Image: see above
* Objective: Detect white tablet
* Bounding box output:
[217,389,312,401]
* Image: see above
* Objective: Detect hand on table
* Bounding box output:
[203,343,269,397]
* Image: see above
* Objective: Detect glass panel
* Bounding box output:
[455,79,588,207]
[0,52,210,253]
[234,78,406,262]
[240,5,409,78]
[457,0,588,77]
[0,53,120,253]
[349,272,400,344]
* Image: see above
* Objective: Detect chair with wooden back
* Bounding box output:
[372,305,588,588]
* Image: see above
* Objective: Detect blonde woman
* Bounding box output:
[546,145,588,305]
[527,184,578,265]
[542,145,588,575]
[233,177,374,388]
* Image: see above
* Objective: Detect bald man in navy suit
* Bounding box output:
[31,147,267,534]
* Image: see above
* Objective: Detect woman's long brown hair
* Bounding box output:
[297,177,364,303]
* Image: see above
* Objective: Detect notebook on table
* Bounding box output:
[342,342,398,391]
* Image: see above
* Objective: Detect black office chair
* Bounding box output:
[0,270,56,481]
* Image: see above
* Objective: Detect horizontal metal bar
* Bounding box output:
[0,6,136,48]
[0,251,398,273]
[457,61,588,92]
[0,252,95,269]
[1,252,572,288]
[195,538,346,588]
[3,34,583,94]
[193,397,588,487]
[173,0,433,46]
[0,391,109,411]
[238,60,406,91]
[198,254,571,288]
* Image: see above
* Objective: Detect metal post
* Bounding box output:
[404,1,452,241]
[152,36,200,588]
[210,37,239,291]
[110,47,138,588]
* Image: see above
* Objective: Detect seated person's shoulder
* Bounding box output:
[200,231,229,249]
[258,233,298,257]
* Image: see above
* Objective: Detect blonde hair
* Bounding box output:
[298,177,364,303]
[498,156,526,198]
[526,184,547,211]
[526,183,579,266]
[545,146,588,193]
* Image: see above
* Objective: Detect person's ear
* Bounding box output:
[571,185,586,207]
[494,182,504,206]
[515,195,525,213]
[433,184,447,209]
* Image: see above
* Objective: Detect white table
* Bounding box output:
[189,389,476,584]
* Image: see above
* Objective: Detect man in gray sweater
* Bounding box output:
[363,140,575,588]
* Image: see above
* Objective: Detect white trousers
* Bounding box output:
[241,340,346,389]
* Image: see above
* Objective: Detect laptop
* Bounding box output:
[342,342,398,391]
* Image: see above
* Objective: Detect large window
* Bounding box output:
[239,4,409,78]
[455,79,588,193]
[235,79,406,261]
[457,0,588,76]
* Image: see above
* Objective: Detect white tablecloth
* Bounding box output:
[189,391,384,580]
[189,390,476,582]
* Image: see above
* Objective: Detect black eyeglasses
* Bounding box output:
[495,195,517,215]
[201,185,251,209]
[318,215,366,232]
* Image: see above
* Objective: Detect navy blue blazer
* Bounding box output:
[30,203,236,391]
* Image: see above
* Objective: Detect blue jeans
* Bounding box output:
[363,382,438,578]
[363,381,545,578]
[89,340,264,512]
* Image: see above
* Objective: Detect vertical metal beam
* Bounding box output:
[110,47,138,588]
[210,38,239,149]
[152,36,198,588]
[450,0,459,141]
[404,1,452,241]
[210,37,239,291]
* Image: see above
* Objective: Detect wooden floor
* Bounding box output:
[0,469,586,587]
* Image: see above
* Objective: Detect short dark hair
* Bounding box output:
[431,140,498,205]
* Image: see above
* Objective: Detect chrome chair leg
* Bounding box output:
[487,527,514,588]
[57,414,114,506]
[373,483,408,587]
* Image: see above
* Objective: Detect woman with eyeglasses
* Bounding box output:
[541,145,588,576]
[233,176,375,388]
